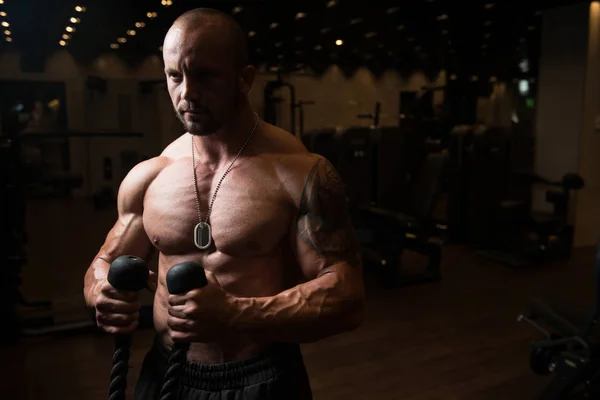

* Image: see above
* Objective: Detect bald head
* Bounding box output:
[166,8,248,70]
[162,8,256,137]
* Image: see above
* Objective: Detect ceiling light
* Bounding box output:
[75,5,86,12]
[2,21,9,27]
[327,1,337,7]
[135,22,146,28]
[436,14,449,21]
[66,26,74,32]
[110,43,119,49]
[295,12,306,20]
[485,3,495,9]
[471,75,479,81]
[365,32,377,38]
[350,18,362,25]
[232,6,243,14]
[59,40,67,46]
[5,37,12,42]
[248,31,256,37]
[127,30,136,36]
[0,12,6,17]
[0,0,4,4]
[147,12,158,19]
[386,7,400,14]
[4,29,10,35]
[70,17,80,23]
[117,37,126,43]
[314,45,322,50]
[336,39,343,46]
[161,0,173,6]
[62,34,69,39]
[269,22,279,29]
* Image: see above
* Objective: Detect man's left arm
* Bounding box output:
[229,156,366,343]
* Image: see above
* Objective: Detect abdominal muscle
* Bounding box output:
[152,252,286,364]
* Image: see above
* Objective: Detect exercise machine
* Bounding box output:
[517,240,600,399]
[263,75,314,137]
[477,170,584,267]
[332,126,449,286]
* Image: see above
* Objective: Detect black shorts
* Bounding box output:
[134,336,313,400]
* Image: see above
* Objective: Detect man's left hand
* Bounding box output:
[166,271,237,343]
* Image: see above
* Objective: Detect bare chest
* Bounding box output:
[142,159,293,258]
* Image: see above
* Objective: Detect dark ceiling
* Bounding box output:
[0,0,588,80]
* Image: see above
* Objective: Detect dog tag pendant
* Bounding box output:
[194,222,212,250]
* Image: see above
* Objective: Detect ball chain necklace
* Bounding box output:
[191,112,259,250]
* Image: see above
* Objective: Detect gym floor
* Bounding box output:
[2,198,594,399]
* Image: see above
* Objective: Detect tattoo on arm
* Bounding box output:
[297,158,361,268]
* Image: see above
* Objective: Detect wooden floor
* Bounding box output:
[1,198,596,399]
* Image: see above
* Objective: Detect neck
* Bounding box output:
[191,105,257,167]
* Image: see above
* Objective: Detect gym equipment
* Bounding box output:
[106,255,150,400]
[160,261,208,400]
[517,240,600,399]
[357,102,381,127]
[478,170,584,267]
[0,130,146,339]
[263,75,314,137]
[351,151,449,286]
[301,128,337,166]
[334,127,375,205]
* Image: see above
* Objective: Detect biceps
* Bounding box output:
[100,213,153,262]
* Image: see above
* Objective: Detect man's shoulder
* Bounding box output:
[264,127,337,208]
[161,132,190,158]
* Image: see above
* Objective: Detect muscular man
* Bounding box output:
[83,8,365,400]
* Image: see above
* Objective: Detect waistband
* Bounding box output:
[151,336,301,391]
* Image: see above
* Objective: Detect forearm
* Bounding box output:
[229,267,365,343]
[83,256,111,307]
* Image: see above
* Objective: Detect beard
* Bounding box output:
[175,108,216,136]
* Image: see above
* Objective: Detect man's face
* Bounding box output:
[163,26,243,136]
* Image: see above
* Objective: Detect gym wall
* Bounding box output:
[0,49,445,198]
[535,1,600,247]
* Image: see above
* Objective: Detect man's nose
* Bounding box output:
[181,78,200,102]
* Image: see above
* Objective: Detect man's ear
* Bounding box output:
[239,65,256,95]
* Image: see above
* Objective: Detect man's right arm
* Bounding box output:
[83,157,166,309]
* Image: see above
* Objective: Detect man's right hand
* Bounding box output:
[94,279,141,335]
